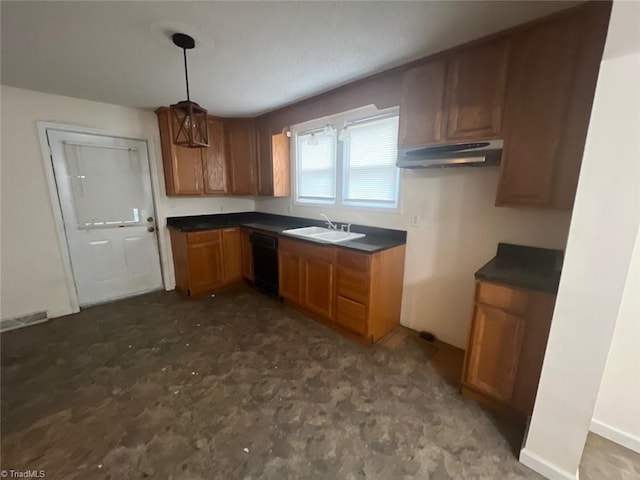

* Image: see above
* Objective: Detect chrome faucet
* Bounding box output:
[320,213,338,230]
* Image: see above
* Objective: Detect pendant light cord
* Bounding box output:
[183,48,190,102]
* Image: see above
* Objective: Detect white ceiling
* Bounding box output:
[1,1,578,116]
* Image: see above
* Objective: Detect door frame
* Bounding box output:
[37,121,166,314]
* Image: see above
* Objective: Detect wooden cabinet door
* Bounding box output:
[256,125,291,197]
[187,237,224,295]
[271,131,291,197]
[202,117,228,194]
[156,108,204,195]
[496,5,608,208]
[240,229,253,281]
[465,304,526,402]
[445,39,509,141]
[227,119,257,195]
[172,146,204,195]
[398,59,447,148]
[335,295,367,335]
[496,16,581,207]
[301,255,334,319]
[256,122,273,196]
[278,249,301,302]
[221,228,242,282]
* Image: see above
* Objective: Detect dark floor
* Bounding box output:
[0,286,622,479]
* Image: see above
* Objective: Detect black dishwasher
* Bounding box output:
[250,232,279,296]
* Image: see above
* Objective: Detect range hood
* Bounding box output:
[396,139,503,169]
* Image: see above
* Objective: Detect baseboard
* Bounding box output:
[48,308,76,318]
[590,419,640,454]
[520,448,579,480]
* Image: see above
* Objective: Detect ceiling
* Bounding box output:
[1,1,579,117]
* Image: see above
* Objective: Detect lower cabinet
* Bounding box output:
[462,280,556,417]
[300,245,335,319]
[170,227,243,296]
[278,237,406,343]
[221,228,242,283]
[278,247,301,302]
[465,304,525,402]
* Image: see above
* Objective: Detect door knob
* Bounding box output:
[148,226,155,232]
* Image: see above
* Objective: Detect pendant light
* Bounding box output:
[170,33,209,148]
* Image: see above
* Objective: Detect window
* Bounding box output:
[296,128,336,204]
[343,115,399,208]
[294,110,400,210]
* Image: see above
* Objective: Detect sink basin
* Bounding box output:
[282,226,328,236]
[311,230,366,243]
[282,226,366,244]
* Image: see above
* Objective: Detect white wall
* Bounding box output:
[591,228,640,453]
[0,85,254,320]
[257,166,572,348]
[520,2,640,478]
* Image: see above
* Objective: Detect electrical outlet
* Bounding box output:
[219,205,224,212]
[411,215,421,227]
[169,200,176,209]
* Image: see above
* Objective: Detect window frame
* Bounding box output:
[291,106,401,213]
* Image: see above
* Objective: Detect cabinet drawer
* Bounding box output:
[337,249,370,270]
[337,266,370,304]
[187,230,222,244]
[298,241,334,263]
[476,281,529,316]
[279,237,308,256]
[336,296,367,336]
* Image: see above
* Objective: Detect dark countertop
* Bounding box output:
[475,243,564,294]
[166,212,407,254]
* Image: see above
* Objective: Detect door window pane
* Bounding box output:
[64,144,148,227]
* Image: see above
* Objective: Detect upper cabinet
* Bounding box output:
[398,38,509,149]
[445,39,509,141]
[202,117,228,195]
[157,111,291,198]
[157,107,205,195]
[157,108,229,196]
[256,121,291,197]
[496,4,610,209]
[226,118,257,195]
[398,59,447,148]
[397,2,610,210]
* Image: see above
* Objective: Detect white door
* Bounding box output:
[48,130,163,306]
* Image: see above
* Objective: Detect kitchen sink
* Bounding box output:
[282,226,366,244]
[281,226,328,236]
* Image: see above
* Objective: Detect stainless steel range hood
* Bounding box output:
[396,139,503,169]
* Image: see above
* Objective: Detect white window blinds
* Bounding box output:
[343,115,399,208]
[296,130,337,204]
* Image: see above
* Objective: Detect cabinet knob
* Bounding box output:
[147,217,154,222]
[148,226,155,233]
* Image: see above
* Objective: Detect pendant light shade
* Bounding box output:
[170,33,209,148]
[171,100,209,148]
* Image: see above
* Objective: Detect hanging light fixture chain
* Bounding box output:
[183,48,190,102]
[170,32,209,148]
